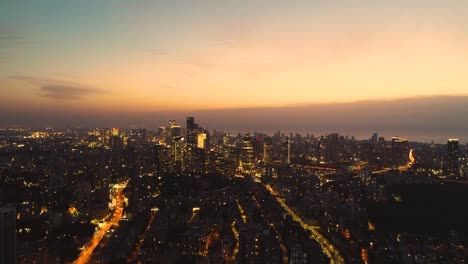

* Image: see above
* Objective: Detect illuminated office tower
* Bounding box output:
[173,136,184,171]
[240,135,254,173]
[99,128,112,145]
[186,117,198,172]
[169,120,176,128]
[196,130,210,151]
[196,131,210,173]
[447,139,459,175]
[169,120,181,138]
[0,207,16,264]
[170,125,181,139]
[112,127,119,137]
[111,128,120,148]
[130,128,147,142]
[281,138,291,164]
[198,133,207,149]
[263,137,273,164]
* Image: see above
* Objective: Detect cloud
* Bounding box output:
[0,26,22,42]
[0,26,37,51]
[9,75,103,100]
[0,25,37,64]
[9,75,51,84]
[40,85,102,100]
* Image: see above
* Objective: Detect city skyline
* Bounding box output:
[1,115,467,263]
[1,94,467,143]
[1,2,468,264]
[0,0,468,264]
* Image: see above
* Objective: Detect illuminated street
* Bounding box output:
[229,221,240,263]
[2,116,466,263]
[236,199,248,224]
[251,195,288,264]
[408,149,416,168]
[127,207,158,262]
[73,182,128,264]
[264,184,345,264]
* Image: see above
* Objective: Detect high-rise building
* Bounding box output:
[126,141,139,179]
[196,131,210,174]
[170,125,181,139]
[197,133,207,149]
[447,138,459,175]
[280,138,291,164]
[111,128,121,148]
[375,137,387,167]
[186,117,198,172]
[240,135,254,173]
[324,134,340,164]
[98,128,112,145]
[154,143,166,173]
[0,207,16,264]
[391,136,409,167]
[130,128,147,142]
[169,120,181,139]
[186,117,195,128]
[173,136,184,171]
[112,127,119,137]
[263,137,273,164]
[169,120,176,128]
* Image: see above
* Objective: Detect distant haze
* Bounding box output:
[1,95,466,144]
[2,1,468,143]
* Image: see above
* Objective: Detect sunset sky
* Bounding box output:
[1,1,468,140]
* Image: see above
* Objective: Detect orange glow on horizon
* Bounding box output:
[4,25,468,113]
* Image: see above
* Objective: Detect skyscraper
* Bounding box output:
[240,135,254,173]
[170,125,181,139]
[173,136,184,171]
[130,128,147,142]
[263,137,273,164]
[186,117,195,129]
[281,138,291,164]
[197,133,207,150]
[0,207,16,264]
[447,139,459,175]
[154,143,166,174]
[186,117,198,172]
[391,136,409,168]
[99,128,112,146]
[324,134,340,164]
[112,127,119,137]
[169,120,176,128]
[111,128,120,148]
[169,120,181,139]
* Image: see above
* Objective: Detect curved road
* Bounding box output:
[265,184,345,264]
[74,181,128,264]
